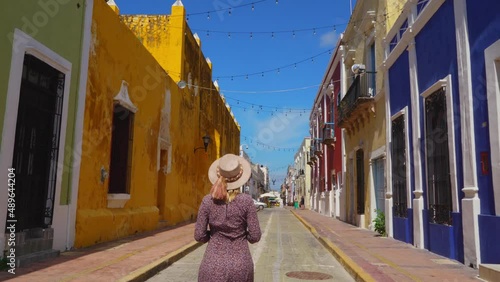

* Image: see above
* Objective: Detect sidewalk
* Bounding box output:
[0,209,483,282]
[0,223,201,282]
[291,208,481,282]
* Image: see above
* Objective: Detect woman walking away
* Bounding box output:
[195,154,262,282]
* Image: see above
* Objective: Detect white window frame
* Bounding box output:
[420,75,459,213]
[370,145,386,225]
[0,29,72,235]
[485,39,500,216]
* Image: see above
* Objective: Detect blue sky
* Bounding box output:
[115,0,354,189]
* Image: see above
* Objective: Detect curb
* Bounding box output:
[118,241,203,282]
[290,210,375,282]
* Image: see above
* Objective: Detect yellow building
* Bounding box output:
[337,0,404,230]
[75,0,239,248]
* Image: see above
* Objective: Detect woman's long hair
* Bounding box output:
[210,177,240,203]
[211,177,228,201]
[227,189,240,203]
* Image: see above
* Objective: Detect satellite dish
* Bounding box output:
[351,64,366,74]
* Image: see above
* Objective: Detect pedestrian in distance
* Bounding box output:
[294,195,299,209]
[194,154,262,282]
[300,196,305,209]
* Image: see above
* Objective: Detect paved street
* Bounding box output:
[147,208,354,282]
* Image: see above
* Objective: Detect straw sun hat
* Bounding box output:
[208,154,252,190]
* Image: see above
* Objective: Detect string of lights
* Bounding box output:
[268,165,294,172]
[186,4,406,38]
[184,0,274,20]
[164,8,406,83]
[241,135,298,151]
[224,96,309,111]
[220,84,322,94]
[214,49,333,80]
[168,48,333,82]
[196,24,342,39]
[230,104,308,116]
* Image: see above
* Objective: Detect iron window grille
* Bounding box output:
[425,88,452,225]
[391,115,408,218]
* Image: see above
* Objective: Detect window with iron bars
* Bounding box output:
[425,88,452,225]
[391,115,407,218]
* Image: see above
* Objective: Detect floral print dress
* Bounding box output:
[194,193,262,282]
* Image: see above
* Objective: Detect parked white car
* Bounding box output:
[253,199,266,211]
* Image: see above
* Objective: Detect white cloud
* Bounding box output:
[254,112,309,146]
[235,109,310,167]
[320,31,338,48]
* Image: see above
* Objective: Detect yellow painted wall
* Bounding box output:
[121,4,240,226]
[76,0,239,248]
[75,0,165,247]
[342,0,391,228]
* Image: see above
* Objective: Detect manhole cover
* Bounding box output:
[286,271,333,280]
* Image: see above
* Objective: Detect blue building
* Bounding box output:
[384,0,500,267]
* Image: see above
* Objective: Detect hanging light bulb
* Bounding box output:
[228,32,231,39]
[229,8,232,15]
[261,72,264,77]
[313,28,316,35]
[292,30,295,38]
[271,32,275,39]
[250,32,253,39]
[206,30,209,37]
[207,12,210,20]
[231,76,234,81]
[252,3,255,11]
[294,63,297,69]
[277,68,280,74]
[246,74,248,80]
[276,0,278,4]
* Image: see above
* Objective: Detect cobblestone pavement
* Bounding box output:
[148,208,354,282]
[0,207,484,282]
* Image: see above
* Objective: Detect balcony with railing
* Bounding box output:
[337,72,376,128]
[322,122,335,146]
[313,139,323,158]
[307,145,317,166]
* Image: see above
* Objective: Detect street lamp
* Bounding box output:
[194,135,211,153]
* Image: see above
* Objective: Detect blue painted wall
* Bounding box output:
[393,208,414,243]
[452,212,464,263]
[479,215,500,263]
[467,0,500,215]
[389,51,410,115]
[423,209,429,249]
[414,0,464,261]
[428,222,456,259]
[388,52,414,244]
[408,208,414,244]
[466,0,500,264]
